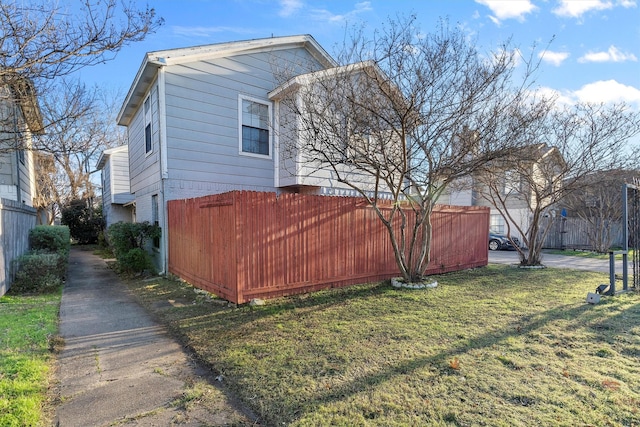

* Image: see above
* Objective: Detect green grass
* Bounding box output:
[0,289,62,426]
[126,267,640,426]
[546,248,636,260]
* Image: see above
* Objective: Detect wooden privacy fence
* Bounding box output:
[0,198,36,296]
[542,217,623,250]
[168,191,489,304]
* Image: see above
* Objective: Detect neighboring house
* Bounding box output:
[117,35,355,272]
[445,143,565,242]
[96,145,135,230]
[0,74,43,296]
[0,75,43,206]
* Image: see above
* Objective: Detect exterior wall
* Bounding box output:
[110,149,134,204]
[0,92,36,206]
[161,48,324,201]
[129,83,161,196]
[0,198,36,296]
[100,146,134,230]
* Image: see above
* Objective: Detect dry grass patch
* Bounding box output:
[126,266,640,426]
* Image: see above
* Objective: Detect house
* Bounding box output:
[445,143,565,243]
[117,34,393,273]
[0,75,43,206]
[96,145,135,230]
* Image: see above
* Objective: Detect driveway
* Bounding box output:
[488,250,625,275]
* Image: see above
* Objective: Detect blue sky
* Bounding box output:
[79,0,640,110]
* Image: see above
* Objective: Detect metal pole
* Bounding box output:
[609,251,616,295]
[623,184,628,291]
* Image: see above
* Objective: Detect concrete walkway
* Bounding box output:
[54,248,251,426]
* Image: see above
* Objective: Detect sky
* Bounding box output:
[77,0,640,112]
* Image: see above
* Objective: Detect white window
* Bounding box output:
[504,170,520,195]
[144,95,152,154]
[239,96,271,157]
[490,214,504,234]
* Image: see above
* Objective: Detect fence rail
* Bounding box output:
[0,198,36,296]
[168,191,489,304]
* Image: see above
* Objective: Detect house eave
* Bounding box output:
[117,34,336,127]
[117,58,164,127]
[96,145,128,170]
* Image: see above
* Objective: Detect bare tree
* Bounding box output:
[562,170,638,252]
[33,78,125,218]
[476,103,640,265]
[272,16,547,282]
[0,0,162,151]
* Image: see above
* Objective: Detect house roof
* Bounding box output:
[117,34,336,126]
[268,61,378,100]
[2,74,44,135]
[96,145,128,170]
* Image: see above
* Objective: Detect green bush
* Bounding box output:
[61,199,104,244]
[29,225,70,257]
[118,248,154,274]
[11,253,65,294]
[107,222,160,274]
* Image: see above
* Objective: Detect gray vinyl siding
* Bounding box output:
[101,160,112,207]
[110,150,133,204]
[17,147,33,205]
[129,83,161,195]
[0,151,13,187]
[161,48,324,200]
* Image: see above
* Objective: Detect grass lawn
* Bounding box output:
[125,266,640,426]
[546,249,636,260]
[0,289,62,427]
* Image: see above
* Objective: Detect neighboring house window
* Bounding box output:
[504,170,520,195]
[144,95,152,154]
[239,96,271,157]
[490,214,504,234]
[151,194,160,249]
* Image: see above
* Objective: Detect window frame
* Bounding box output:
[238,95,272,159]
[144,94,153,155]
[490,214,505,234]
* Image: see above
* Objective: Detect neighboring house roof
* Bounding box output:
[117,34,337,127]
[96,145,128,170]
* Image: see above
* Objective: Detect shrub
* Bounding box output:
[107,222,161,274]
[118,248,154,274]
[12,253,65,294]
[29,225,70,257]
[61,199,105,244]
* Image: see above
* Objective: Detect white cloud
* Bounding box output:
[539,50,570,66]
[553,0,613,18]
[578,45,638,63]
[279,0,303,17]
[574,80,640,106]
[311,1,372,23]
[534,86,575,107]
[475,0,537,23]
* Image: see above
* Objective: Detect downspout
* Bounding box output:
[12,103,22,203]
[156,63,169,275]
[273,100,279,189]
